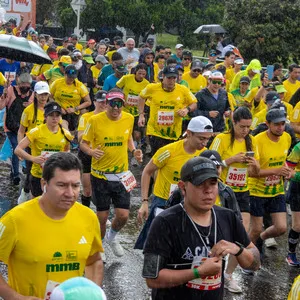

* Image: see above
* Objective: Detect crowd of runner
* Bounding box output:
[0,18,300,299]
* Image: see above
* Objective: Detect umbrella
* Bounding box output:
[0,34,52,64]
[194,24,226,34]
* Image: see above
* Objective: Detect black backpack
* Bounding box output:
[5,86,33,133]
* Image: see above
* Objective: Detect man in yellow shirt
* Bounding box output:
[70,34,83,52]
[135,116,213,248]
[248,108,291,265]
[283,64,300,103]
[182,60,207,94]
[181,50,192,73]
[80,89,143,259]
[138,65,197,155]
[84,39,96,55]
[0,152,103,299]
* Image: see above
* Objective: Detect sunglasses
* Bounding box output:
[211,80,223,85]
[165,52,171,55]
[183,57,191,61]
[193,69,202,73]
[108,100,123,108]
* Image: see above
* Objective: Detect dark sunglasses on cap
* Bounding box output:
[108,100,124,108]
[211,80,223,85]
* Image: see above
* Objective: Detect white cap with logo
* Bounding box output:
[34,81,50,94]
[187,116,213,133]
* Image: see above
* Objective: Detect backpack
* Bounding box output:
[5,86,32,133]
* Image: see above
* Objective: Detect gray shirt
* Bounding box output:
[117,47,140,68]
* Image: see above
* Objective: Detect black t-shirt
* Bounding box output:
[143,204,250,300]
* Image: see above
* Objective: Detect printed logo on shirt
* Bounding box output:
[66,251,78,261]
[182,247,194,260]
[0,222,6,239]
[52,251,63,261]
[78,236,87,244]
[182,246,211,260]
[173,171,180,182]
[46,262,80,273]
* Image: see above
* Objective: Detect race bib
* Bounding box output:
[265,175,281,186]
[119,171,137,192]
[187,256,221,291]
[157,111,174,126]
[225,167,247,187]
[168,183,177,197]
[44,280,60,300]
[41,151,57,168]
[126,94,139,106]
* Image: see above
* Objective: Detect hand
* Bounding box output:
[137,202,149,225]
[91,146,104,160]
[210,240,241,258]
[33,155,46,165]
[230,152,246,164]
[138,114,145,127]
[209,111,219,118]
[61,108,67,115]
[134,149,143,163]
[66,107,75,114]
[277,166,291,177]
[177,108,188,118]
[197,257,222,276]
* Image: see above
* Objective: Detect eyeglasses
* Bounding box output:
[165,52,171,55]
[183,57,191,61]
[108,100,123,108]
[193,69,202,73]
[211,80,223,85]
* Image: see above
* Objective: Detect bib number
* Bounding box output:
[44,280,60,300]
[119,171,137,192]
[187,256,221,291]
[157,111,174,126]
[225,167,247,187]
[265,175,281,186]
[127,94,139,106]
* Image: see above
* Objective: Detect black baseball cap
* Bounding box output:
[200,150,225,166]
[240,76,250,84]
[146,37,155,45]
[181,157,219,186]
[44,102,62,117]
[191,60,203,70]
[182,50,193,57]
[163,65,179,77]
[266,108,286,123]
[94,91,107,102]
[266,91,280,104]
[209,49,217,56]
[65,64,78,78]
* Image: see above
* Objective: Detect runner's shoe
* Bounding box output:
[108,239,124,257]
[17,189,31,204]
[286,252,300,267]
[241,268,255,276]
[265,237,277,248]
[224,275,242,293]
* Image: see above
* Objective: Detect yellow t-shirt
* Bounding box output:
[106,50,116,63]
[210,133,259,192]
[27,124,73,178]
[153,139,206,200]
[78,111,95,132]
[183,64,190,74]
[83,48,93,55]
[20,103,45,132]
[31,64,53,77]
[0,197,103,299]
[0,72,6,86]
[251,108,267,130]
[116,74,149,116]
[139,83,197,140]
[244,87,267,117]
[91,65,101,93]
[182,73,207,94]
[288,275,300,300]
[249,131,291,197]
[75,43,83,52]
[283,80,300,103]
[50,78,89,113]
[82,111,134,178]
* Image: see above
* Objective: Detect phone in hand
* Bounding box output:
[245,151,255,157]
[266,65,274,80]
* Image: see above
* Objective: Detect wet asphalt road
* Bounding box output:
[0,150,299,300]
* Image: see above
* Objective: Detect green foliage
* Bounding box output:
[224,0,300,65]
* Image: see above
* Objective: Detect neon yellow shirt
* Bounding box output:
[283,80,300,103]
[50,78,89,113]
[27,124,73,178]
[210,133,259,192]
[116,74,149,116]
[78,111,95,131]
[139,83,197,140]
[0,197,103,299]
[153,139,206,200]
[31,64,53,77]
[75,43,83,52]
[82,111,134,178]
[20,103,45,132]
[249,131,291,197]
[0,72,6,86]
[182,73,207,94]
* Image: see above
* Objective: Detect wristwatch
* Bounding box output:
[234,241,244,257]
[186,106,191,113]
[74,106,79,112]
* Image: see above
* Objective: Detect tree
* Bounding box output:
[224,0,300,65]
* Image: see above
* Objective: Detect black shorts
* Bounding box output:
[235,191,250,213]
[286,180,300,212]
[149,135,175,156]
[250,194,286,217]
[30,174,43,197]
[62,113,79,131]
[91,175,130,211]
[78,149,91,173]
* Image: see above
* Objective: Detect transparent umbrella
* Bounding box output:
[0,34,52,64]
[194,24,226,34]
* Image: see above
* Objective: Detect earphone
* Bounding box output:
[43,185,47,193]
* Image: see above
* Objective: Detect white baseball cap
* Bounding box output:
[34,81,50,94]
[209,71,224,80]
[175,44,184,49]
[187,116,213,133]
